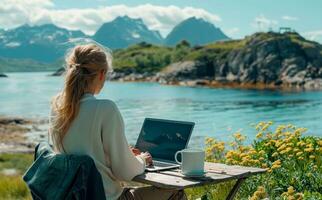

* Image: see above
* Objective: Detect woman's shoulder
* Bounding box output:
[96,99,119,113]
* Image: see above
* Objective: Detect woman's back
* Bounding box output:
[53,93,145,200]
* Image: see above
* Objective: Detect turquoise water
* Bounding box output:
[0,72,321,146]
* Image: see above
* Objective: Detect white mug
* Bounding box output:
[175,148,205,175]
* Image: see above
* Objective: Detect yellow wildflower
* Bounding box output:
[271,164,281,170]
[272,152,279,157]
[256,132,263,139]
[287,186,295,195]
[233,132,245,141]
[272,160,281,165]
[304,148,314,152]
[295,193,304,200]
[296,152,303,156]
[318,140,322,146]
[205,137,214,144]
[258,150,265,155]
[250,186,267,200]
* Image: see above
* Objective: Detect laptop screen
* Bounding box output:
[135,118,194,162]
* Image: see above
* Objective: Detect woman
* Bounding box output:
[49,44,186,200]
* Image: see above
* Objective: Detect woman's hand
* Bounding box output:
[130,146,141,156]
[141,152,153,166]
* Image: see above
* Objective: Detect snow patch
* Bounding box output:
[5,42,20,48]
[132,32,140,38]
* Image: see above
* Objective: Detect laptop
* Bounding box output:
[135,118,194,172]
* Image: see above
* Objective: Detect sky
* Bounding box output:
[1,0,322,42]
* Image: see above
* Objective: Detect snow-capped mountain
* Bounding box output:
[93,15,163,49]
[0,24,86,62]
[0,16,230,63]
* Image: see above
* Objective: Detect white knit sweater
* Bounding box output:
[49,93,146,200]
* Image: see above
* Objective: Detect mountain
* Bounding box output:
[165,17,229,46]
[93,16,163,49]
[0,24,86,62]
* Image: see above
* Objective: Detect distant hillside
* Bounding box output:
[93,16,163,49]
[165,17,229,46]
[0,57,61,72]
[110,32,322,89]
[0,24,86,62]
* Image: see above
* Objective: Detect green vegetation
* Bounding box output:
[112,39,246,74]
[0,57,61,72]
[113,42,173,73]
[0,153,33,200]
[185,122,322,200]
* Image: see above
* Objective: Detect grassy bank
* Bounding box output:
[0,122,321,200]
[0,153,33,200]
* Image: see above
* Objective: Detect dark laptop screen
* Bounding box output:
[135,118,194,162]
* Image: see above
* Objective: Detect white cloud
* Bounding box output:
[225,27,239,37]
[303,30,322,42]
[0,1,222,37]
[252,15,278,31]
[282,15,298,21]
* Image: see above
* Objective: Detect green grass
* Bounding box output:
[0,153,33,172]
[0,176,31,200]
[0,153,33,200]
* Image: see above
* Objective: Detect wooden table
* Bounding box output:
[133,162,266,200]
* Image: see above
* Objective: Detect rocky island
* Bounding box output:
[0,73,8,77]
[53,32,322,90]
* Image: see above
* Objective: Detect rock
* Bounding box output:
[161,61,197,80]
[159,61,214,82]
[208,32,322,89]
[304,78,322,89]
[51,67,65,76]
[0,73,8,77]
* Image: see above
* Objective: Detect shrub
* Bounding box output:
[186,122,322,200]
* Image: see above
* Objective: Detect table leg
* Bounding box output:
[225,178,246,200]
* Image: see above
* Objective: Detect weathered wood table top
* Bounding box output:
[133,162,266,200]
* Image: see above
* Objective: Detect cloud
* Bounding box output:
[0,1,222,36]
[303,30,322,42]
[282,15,298,21]
[252,15,278,31]
[225,27,239,37]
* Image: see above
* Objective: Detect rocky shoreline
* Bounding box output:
[107,69,322,91]
[0,116,48,153]
[52,32,322,91]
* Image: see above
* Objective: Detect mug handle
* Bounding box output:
[175,150,182,164]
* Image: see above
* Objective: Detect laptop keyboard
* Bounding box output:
[147,160,175,168]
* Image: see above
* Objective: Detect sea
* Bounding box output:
[0,72,321,147]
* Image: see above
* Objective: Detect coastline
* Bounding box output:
[0,116,47,153]
[109,77,322,92]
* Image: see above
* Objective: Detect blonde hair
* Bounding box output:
[50,44,112,151]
